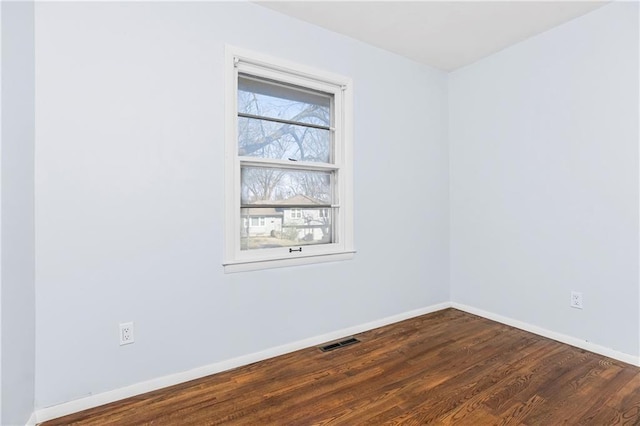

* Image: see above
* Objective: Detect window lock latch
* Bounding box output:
[289,247,302,253]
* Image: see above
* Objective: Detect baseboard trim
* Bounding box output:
[25,411,37,426]
[34,302,451,424]
[452,302,640,367]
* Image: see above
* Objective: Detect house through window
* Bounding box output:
[224,47,354,272]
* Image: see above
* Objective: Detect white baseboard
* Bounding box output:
[34,302,451,424]
[25,412,37,426]
[452,302,640,367]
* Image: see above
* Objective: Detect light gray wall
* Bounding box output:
[34,2,449,408]
[1,3,3,420]
[1,3,3,421]
[1,1,36,424]
[449,2,639,357]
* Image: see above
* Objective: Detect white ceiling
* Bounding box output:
[256,1,609,71]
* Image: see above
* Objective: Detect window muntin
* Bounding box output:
[225,47,353,272]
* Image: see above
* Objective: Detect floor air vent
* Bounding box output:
[319,337,360,352]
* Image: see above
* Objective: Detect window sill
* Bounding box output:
[223,250,356,273]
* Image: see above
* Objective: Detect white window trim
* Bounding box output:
[224,46,354,273]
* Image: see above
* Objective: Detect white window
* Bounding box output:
[224,47,354,272]
[249,217,265,227]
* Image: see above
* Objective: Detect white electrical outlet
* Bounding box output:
[119,322,135,345]
[570,291,583,309]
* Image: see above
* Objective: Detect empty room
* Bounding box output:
[1,0,639,424]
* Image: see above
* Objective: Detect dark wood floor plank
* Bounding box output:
[40,309,640,425]
[578,370,640,425]
[385,332,543,423]
[434,338,550,424]
[498,394,547,425]
[481,340,564,414]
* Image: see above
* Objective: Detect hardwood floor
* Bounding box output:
[41,309,640,425]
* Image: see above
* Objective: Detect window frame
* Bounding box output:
[224,46,354,273]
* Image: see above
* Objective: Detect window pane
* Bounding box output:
[241,167,331,206]
[238,116,330,162]
[241,207,333,250]
[238,76,331,127]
